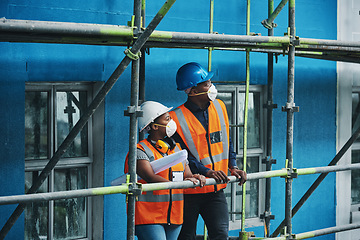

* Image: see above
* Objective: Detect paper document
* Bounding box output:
[110,150,188,186]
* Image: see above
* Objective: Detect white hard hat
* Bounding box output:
[139,101,173,132]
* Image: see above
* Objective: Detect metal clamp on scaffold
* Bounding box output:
[127,182,142,196]
[280,168,298,182]
[127,15,144,35]
[124,48,142,61]
[281,102,299,113]
[287,168,298,179]
[124,105,143,117]
[280,160,298,182]
[260,211,275,221]
[263,101,278,110]
[294,36,300,46]
[280,227,294,239]
[125,175,142,203]
[261,19,278,30]
[262,156,277,165]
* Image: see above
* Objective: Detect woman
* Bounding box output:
[124,101,206,240]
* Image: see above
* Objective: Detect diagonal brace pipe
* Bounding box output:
[261,0,288,29]
[271,124,360,237]
[0,0,176,239]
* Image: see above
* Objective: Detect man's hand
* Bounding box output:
[230,167,247,185]
[185,174,206,187]
[206,170,230,183]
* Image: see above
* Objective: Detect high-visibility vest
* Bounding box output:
[124,139,185,225]
[169,99,230,194]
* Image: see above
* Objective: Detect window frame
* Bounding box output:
[351,86,360,222]
[25,82,104,240]
[216,84,266,229]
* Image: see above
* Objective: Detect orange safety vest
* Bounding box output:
[124,139,185,225]
[169,99,230,194]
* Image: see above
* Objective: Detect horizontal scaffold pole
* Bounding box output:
[2,18,360,63]
[300,38,360,48]
[294,222,360,239]
[0,18,289,48]
[244,223,360,239]
[0,163,359,206]
[208,223,360,239]
[210,47,360,64]
[1,18,360,53]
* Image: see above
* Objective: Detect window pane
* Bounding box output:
[225,157,259,220]
[54,167,87,239]
[217,92,235,125]
[25,91,48,160]
[238,92,261,149]
[56,91,88,157]
[352,93,360,143]
[217,91,236,148]
[24,171,49,240]
[352,150,360,204]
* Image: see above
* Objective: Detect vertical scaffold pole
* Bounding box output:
[264,0,275,237]
[126,1,178,238]
[207,0,214,73]
[127,1,142,239]
[240,0,251,237]
[204,1,215,239]
[139,0,147,142]
[285,0,296,238]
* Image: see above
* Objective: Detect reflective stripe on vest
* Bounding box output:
[173,100,229,165]
[138,192,184,202]
[129,140,185,225]
[138,141,185,168]
[138,141,155,162]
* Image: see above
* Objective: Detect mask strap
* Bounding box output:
[188,90,211,97]
[188,84,213,97]
[153,123,168,128]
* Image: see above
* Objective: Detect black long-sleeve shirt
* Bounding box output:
[172,99,237,175]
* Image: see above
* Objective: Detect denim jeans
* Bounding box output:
[178,190,229,240]
[136,224,182,240]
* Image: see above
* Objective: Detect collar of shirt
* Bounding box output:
[184,98,210,131]
[184,98,210,113]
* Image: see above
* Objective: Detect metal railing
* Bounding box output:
[0,163,360,240]
[1,163,360,206]
[0,0,360,239]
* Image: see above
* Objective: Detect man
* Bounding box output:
[170,62,247,240]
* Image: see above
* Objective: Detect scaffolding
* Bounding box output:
[1,0,360,239]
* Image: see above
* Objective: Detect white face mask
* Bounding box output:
[165,119,177,137]
[153,119,177,137]
[207,84,218,101]
[190,84,218,101]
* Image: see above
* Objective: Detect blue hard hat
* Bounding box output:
[176,62,214,91]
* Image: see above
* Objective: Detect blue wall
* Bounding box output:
[0,0,337,239]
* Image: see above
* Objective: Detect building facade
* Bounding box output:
[0,0,358,239]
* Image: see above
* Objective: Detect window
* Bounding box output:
[24,83,104,240]
[217,85,265,229]
[351,88,360,223]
